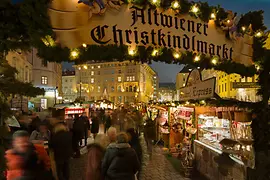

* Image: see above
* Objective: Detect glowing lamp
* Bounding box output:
[172,1,180,9]
[83,65,88,69]
[152,50,158,56]
[174,53,180,59]
[129,49,136,56]
[255,32,262,37]
[241,26,246,31]
[211,58,218,65]
[82,43,87,48]
[191,5,199,13]
[194,56,200,62]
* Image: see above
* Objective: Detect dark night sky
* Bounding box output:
[62,0,270,83]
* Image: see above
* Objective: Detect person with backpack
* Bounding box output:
[102,133,140,180]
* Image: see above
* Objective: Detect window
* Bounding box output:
[127,76,130,81]
[129,86,132,92]
[126,87,129,92]
[97,71,100,75]
[111,78,114,82]
[132,76,135,81]
[98,65,101,68]
[132,68,135,73]
[118,70,121,74]
[112,70,115,74]
[222,84,224,92]
[111,86,115,92]
[91,78,94,83]
[42,59,47,67]
[98,86,101,92]
[118,77,122,82]
[91,71,94,75]
[225,83,227,91]
[134,86,137,92]
[41,76,48,85]
[117,86,121,92]
[91,66,94,69]
[65,79,68,82]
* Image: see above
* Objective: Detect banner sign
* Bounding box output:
[232,82,259,88]
[49,2,253,65]
[179,69,215,101]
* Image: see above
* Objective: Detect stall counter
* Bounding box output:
[194,140,246,180]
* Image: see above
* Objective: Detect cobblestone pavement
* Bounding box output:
[70,136,188,180]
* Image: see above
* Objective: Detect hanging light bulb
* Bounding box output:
[152,49,158,56]
[194,55,200,62]
[211,58,218,65]
[129,49,136,56]
[191,5,199,13]
[241,26,246,31]
[227,20,231,24]
[174,52,180,59]
[70,50,79,59]
[172,1,180,9]
[210,13,216,19]
[255,31,262,37]
[82,43,87,48]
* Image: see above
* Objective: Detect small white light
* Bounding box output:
[227,20,231,23]
[82,43,87,48]
[194,56,200,62]
[191,5,199,13]
[83,65,88,69]
[71,50,78,58]
[174,53,180,59]
[212,58,218,65]
[172,1,180,9]
[185,101,190,105]
[78,67,81,70]
[129,50,136,56]
[255,32,262,37]
[152,50,158,56]
[242,26,246,31]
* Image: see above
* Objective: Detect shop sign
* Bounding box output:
[179,69,215,101]
[49,3,253,66]
[232,82,259,88]
[178,107,194,120]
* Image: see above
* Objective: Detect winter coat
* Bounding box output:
[50,130,73,163]
[91,117,99,134]
[73,117,85,138]
[102,143,140,180]
[86,144,105,180]
[5,145,40,180]
[104,116,112,129]
[129,137,143,165]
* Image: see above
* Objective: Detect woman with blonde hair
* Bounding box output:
[51,123,73,180]
[86,134,109,180]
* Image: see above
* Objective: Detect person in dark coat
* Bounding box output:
[29,115,41,133]
[91,112,99,139]
[72,114,84,157]
[51,123,73,180]
[102,133,140,180]
[126,128,142,179]
[104,113,112,133]
[80,112,90,146]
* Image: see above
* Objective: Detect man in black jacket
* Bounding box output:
[102,133,140,180]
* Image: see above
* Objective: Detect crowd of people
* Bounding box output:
[2,107,156,180]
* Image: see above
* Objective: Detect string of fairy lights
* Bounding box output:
[41,0,265,70]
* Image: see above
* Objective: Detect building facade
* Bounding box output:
[27,49,62,109]
[6,51,33,111]
[62,70,76,102]
[158,83,176,102]
[74,61,156,104]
